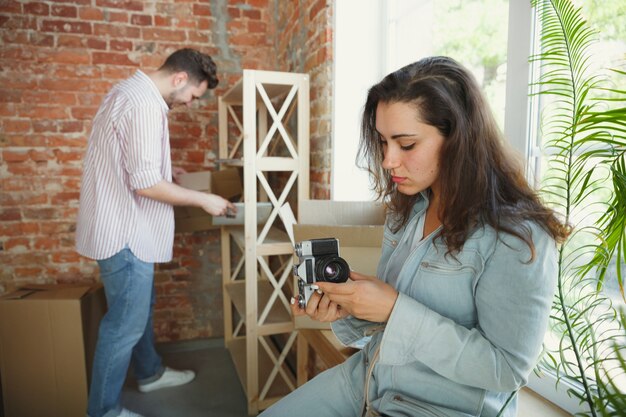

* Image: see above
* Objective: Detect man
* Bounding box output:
[76,48,235,417]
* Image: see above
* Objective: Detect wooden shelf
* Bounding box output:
[225,280,292,332]
[222,71,305,104]
[220,69,309,415]
[226,337,294,407]
[216,158,244,167]
[227,226,293,256]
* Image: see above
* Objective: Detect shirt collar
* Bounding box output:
[135,70,169,113]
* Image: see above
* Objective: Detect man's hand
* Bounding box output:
[315,271,398,323]
[199,193,236,217]
[172,167,187,184]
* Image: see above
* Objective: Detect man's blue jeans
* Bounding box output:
[87,248,164,417]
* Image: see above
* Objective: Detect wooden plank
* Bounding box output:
[224,280,292,326]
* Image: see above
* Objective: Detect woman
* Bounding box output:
[261,56,569,417]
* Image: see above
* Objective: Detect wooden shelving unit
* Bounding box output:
[218,70,309,415]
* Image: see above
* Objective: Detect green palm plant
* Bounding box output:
[530,0,626,415]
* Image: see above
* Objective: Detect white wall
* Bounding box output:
[331,0,385,201]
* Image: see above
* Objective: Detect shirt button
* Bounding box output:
[421,261,429,268]
[391,240,397,247]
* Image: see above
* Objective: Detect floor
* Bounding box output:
[120,338,571,417]
[122,338,250,417]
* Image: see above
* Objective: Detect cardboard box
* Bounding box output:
[210,202,273,226]
[292,200,385,329]
[174,168,243,233]
[0,283,107,417]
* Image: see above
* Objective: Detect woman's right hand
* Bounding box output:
[290,288,349,323]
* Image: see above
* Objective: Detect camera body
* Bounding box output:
[293,237,350,309]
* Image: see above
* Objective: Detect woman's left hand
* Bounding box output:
[316,271,399,323]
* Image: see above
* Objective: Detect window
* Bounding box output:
[333,0,510,201]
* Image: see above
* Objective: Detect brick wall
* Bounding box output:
[276,0,332,199]
[0,0,333,341]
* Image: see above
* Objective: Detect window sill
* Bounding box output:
[519,387,572,416]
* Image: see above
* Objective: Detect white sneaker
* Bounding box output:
[118,409,144,417]
[137,367,196,393]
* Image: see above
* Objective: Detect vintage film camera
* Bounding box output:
[293,237,350,309]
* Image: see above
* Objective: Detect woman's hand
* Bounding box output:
[290,288,349,323]
[316,271,399,323]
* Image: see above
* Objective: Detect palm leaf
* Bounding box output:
[531,0,626,414]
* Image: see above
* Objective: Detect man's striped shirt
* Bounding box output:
[76,70,174,263]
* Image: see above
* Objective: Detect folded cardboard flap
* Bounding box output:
[293,201,385,330]
[0,283,106,417]
[299,200,386,226]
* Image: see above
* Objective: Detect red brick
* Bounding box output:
[30,32,54,46]
[14,267,44,277]
[59,121,84,133]
[23,2,49,15]
[142,28,186,42]
[2,150,29,162]
[51,251,81,263]
[2,31,28,44]
[0,46,35,60]
[197,18,211,31]
[106,10,128,23]
[0,90,22,103]
[185,151,205,164]
[38,49,91,65]
[247,0,269,7]
[57,34,84,48]
[193,4,211,16]
[2,15,37,30]
[40,222,74,234]
[243,9,261,19]
[0,209,21,221]
[248,20,266,33]
[53,149,84,162]
[79,7,104,20]
[110,39,132,51]
[41,19,92,34]
[18,105,70,119]
[33,237,60,251]
[29,149,53,162]
[51,5,77,17]
[71,107,98,120]
[130,14,151,25]
[154,15,171,26]
[0,0,22,13]
[47,136,88,147]
[51,191,80,204]
[96,0,144,12]
[227,7,240,18]
[94,23,140,38]
[39,78,92,92]
[3,119,31,133]
[86,38,108,50]
[5,238,30,251]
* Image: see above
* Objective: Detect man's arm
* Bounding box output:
[136,180,236,217]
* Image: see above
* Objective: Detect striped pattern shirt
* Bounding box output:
[76,70,174,263]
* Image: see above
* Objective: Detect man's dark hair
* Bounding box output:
[159,48,219,89]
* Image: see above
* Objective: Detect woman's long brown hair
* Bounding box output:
[358,56,569,258]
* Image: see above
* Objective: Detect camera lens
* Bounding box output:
[315,256,349,283]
